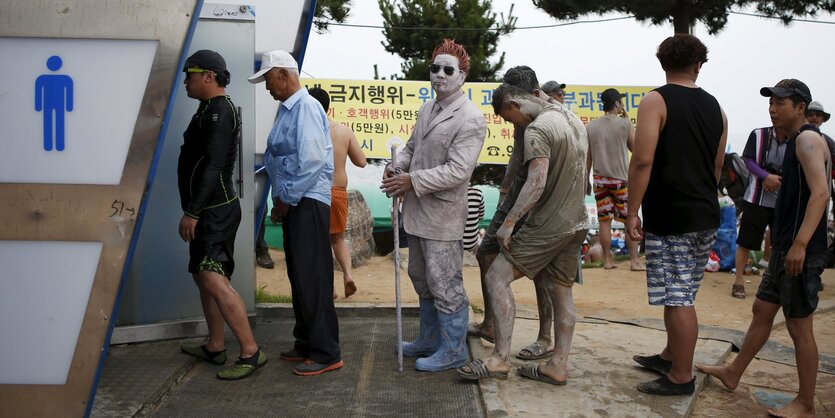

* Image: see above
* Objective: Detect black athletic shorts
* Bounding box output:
[188,200,241,279]
[756,251,826,318]
[736,201,773,251]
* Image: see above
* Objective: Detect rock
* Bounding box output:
[338,190,375,269]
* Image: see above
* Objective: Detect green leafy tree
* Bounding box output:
[379,0,517,81]
[314,0,352,33]
[533,0,835,34]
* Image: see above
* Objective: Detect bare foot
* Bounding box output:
[539,360,568,383]
[344,279,357,298]
[630,262,646,271]
[695,363,740,390]
[468,322,495,342]
[482,356,512,374]
[767,398,815,418]
[603,263,617,270]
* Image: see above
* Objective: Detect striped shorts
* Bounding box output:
[646,229,717,306]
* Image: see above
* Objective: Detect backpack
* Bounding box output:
[719,152,749,207]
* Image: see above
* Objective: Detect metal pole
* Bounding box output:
[391,145,404,372]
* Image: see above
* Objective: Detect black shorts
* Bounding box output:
[188,200,241,279]
[756,251,826,318]
[479,206,525,255]
[736,201,773,251]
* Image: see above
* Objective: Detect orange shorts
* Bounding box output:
[329,187,348,234]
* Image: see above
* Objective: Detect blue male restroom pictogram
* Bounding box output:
[35,55,73,151]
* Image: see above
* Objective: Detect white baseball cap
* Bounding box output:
[248,50,298,84]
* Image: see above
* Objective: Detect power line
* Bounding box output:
[729,10,835,24]
[313,9,835,32]
[312,15,635,31]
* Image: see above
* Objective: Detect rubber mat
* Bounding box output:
[148,317,485,418]
[91,340,197,417]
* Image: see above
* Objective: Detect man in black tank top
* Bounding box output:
[626,35,727,396]
[698,80,828,418]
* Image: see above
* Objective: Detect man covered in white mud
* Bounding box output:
[380,39,487,372]
[458,83,589,385]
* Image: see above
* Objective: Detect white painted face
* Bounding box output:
[429,54,466,100]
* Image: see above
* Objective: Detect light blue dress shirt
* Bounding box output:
[264,88,333,206]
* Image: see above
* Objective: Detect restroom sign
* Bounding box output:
[0,38,158,185]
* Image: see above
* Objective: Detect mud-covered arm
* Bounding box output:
[496,157,547,250]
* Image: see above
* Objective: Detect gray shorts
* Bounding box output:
[503,229,587,287]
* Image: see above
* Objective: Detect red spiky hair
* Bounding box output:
[431,39,470,73]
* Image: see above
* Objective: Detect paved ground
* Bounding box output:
[91,304,834,417]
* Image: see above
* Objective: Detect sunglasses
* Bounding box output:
[186,67,214,76]
[430,64,459,76]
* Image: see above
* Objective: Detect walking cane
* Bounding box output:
[391,145,404,372]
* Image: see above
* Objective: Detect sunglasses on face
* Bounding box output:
[186,67,214,76]
[430,64,459,76]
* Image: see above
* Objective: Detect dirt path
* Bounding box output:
[257,250,835,332]
[258,250,835,416]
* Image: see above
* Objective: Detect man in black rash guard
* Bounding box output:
[177,50,266,380]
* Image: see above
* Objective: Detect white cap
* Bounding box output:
[248,50,298,84]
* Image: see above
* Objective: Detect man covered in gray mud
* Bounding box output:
[458,82,589,386]
[380,39,486,372]
[469,65,565,363]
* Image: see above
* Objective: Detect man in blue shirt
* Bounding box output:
[249,50,341,376]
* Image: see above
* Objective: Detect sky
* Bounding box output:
[301,1,835,153]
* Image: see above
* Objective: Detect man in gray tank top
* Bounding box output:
[585,87,644,271]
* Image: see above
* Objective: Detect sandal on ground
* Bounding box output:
[517,364,566,386]
[216,349,268,380]
[516,342,554,360]
[466,323,495,344]
[732,284,746,299]
[636,375,695,396]
[181,344,227,365]
[632,354,672,375]
[457,359,508,381]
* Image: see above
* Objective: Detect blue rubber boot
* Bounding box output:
[415,307,469,371]
[401,298,440,357]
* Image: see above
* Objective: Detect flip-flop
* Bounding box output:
[457,359,509,381]
[516,342,554,360]
[517,364,566,386]
[466,323,495,344]
[732,284,746,299]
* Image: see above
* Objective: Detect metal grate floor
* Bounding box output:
[144,317,485,418]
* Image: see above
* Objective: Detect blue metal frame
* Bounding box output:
[254,0,319,240]
[83,1,204,415]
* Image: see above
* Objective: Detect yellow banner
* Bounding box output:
[302,79,656,164]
